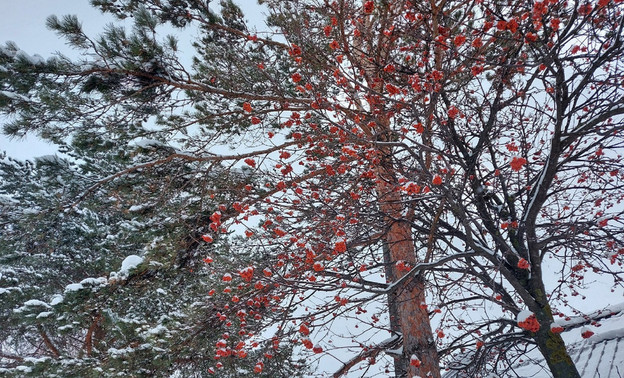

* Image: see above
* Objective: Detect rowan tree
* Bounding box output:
[1,0,623,377]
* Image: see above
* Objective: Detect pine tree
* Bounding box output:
[0,19,304,375]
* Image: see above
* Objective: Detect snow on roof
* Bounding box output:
[573,334,624,378]
[557,309,624,378]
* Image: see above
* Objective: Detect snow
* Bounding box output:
[23,357,50,364]
[50,294,64,306]
[128,204,149,212]
[109,255,144,281]
[551,321,564,330]
[64,283,84,292]
[474,240,495,255]
[16,50,45,65]
[446,307,624,377]
[590,327,624,343]
[120,255,143,274]
[0,268,16,276]
[147,324,168,335]
[107,347,134,357]
[516,310,534,323]
[36,311,53,319]
[129,139,172,150]
[79,277,108,286]
[23,299,51,308]
[0,90,28,101]
[557,302,624,328]
[581,327,594,338]
[383,334,403,356]
[386,346,403,356]
[522,158,549,223]
[0,194,19,205]
[574,336,624,378]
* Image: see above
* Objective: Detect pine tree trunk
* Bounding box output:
[376,173,440,378]
[354,7,440,372]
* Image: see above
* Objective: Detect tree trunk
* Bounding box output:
[534,329,581,378]
[383,242,408,377]
[376,174,440,378]
[354,6,440,372]
[84,313,102,357]
[532,305,581,378]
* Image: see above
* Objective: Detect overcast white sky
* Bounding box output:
[1,1,109,55]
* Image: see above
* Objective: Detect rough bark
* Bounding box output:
[529,280,581,378]
[376,173,440,378]
[343,2,441,374]
[534,324,581,378]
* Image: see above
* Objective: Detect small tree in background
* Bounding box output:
[1,0,623,377]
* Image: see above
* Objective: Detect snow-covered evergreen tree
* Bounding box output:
[0,130,303,377]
